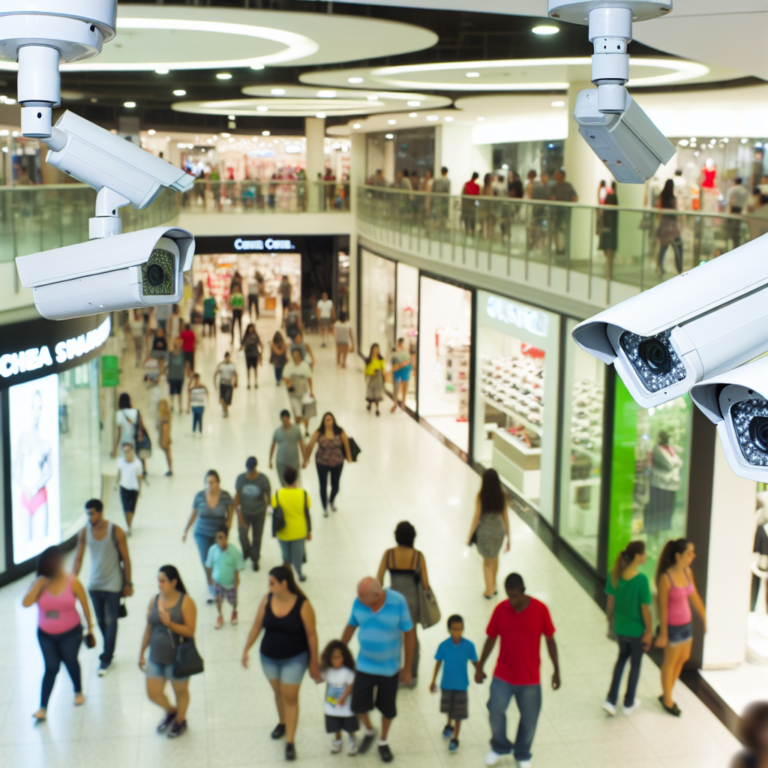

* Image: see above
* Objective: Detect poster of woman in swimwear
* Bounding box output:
[10,373,60,565]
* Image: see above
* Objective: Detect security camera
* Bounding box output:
[548,0,676,183]
[572,233,768,408]
[689,357,768,481]
[16,227,194,321]
[574,89,675,184]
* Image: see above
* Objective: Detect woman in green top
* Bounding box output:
[230,289,245,342]
[602,541,652,717]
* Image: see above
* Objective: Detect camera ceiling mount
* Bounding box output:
[548,0,672,25]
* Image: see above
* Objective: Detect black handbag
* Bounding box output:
[469,530,478,547]
[168,596,204,677]
[348,437,361,462]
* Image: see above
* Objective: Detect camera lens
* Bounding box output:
[750,417,768,453]
[638,338,671,375]
[146,263,165,287]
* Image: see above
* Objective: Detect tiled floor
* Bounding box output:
[0,316,741,768]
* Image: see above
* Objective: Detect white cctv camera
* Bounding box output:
[689,357,768,481]
[574,89,675,184]
[548,0,676,183]
[16,227,195,321]
[572,233,768,408]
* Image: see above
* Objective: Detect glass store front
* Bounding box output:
[360,248,396,358]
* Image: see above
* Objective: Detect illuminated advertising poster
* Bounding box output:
[10,373,61,564]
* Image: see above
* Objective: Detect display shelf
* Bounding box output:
[492,426,542,457]
[571,443,602,466]
[483,395,542,437]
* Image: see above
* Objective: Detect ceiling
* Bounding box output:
[0,0,758,135]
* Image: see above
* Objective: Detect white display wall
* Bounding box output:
[418,276,472,453]
[394,263,419,411]
[360,249,396,358]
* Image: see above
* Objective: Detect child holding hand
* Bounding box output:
[321,639,359,756]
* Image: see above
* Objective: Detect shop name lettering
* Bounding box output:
[486,296,548,337]
[234,238,295,251]
[0,317,111,378]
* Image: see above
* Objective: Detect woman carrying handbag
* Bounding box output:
[139,565,200,739]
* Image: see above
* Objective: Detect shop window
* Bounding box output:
[559,321,606,568]
[360,249,396,359]
[607,378,693,591]
[418,276,472,453]
[392,263,419,410]
[473,291,559,523]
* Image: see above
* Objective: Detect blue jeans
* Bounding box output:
[192,406,204,433]
[274,365,284,383]
[38,625,82,708]
[279,538,306,579]
[89,590,121,667]
[607,635,644,706]
[487,678,542,761]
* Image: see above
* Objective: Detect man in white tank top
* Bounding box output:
[73,498,133,676]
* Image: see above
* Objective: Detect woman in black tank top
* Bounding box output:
[241,565,322,761]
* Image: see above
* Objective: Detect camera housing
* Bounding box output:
[572,233,768,407]
[15,227,194,320]
[690,357,768,482]
[574,88,676,183]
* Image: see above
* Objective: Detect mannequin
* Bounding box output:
[701,157,717,189]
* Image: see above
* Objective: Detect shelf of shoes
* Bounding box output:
[443,334,471,422]
[570,378,604,468]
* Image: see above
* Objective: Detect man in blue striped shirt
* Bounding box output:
[342,577,415,763]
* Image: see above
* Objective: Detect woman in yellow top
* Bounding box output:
[271,466,312,582]
[364,343,386,416]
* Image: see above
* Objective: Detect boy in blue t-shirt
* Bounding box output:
[204,525,244,629]
[429,614,478,753]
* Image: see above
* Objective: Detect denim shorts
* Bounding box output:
[145,659,189,682]
[260,651,309,685]
[667,622,693,646]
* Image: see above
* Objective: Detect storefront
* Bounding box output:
[194,235,349,329]
[0,314,109,585]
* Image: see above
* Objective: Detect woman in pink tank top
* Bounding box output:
[23,546,94,721]
[654,539,706,718]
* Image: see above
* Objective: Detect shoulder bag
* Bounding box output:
[129,410,152,460]
[272,490,286,536]
[169,595,204,677]
[414,551,441,629]
[347,437,361,462]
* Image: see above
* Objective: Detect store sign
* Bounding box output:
[486,296,548,338]
[0,316,111,379]
[234,237,296,252]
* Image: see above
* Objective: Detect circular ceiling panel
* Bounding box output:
[301,57,744,91]
[172,86,451,118]
[0,6,438,72]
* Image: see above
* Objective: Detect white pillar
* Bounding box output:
[702,438,756,669]
[349,130,366,330]
[305,116,325,211]
[435,124,487,196]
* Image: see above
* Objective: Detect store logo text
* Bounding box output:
[486,296,548,337]
[234,238,295,251]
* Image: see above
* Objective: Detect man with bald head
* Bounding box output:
[341,577,415,763]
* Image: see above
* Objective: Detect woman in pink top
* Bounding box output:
[654,539,706,717]
[23,546,93,721]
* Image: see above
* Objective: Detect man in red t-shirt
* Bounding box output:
[179,323,196,377]
[476,573,560,767]
[461,172,480,237]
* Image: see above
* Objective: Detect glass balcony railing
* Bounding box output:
[183,179,350,214]
[357,186,768,300]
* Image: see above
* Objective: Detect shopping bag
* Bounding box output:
[302,394,317,418]
[347,437,361,462]
[418,586,441,629]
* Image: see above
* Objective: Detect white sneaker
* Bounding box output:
[517,761,532,768]
[331,739,342,754]
[602,701,617,716]
[348,737,358,756]
[623,699,641,716]
[485,751,501,766]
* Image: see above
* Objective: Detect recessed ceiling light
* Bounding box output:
[262,130,270,136]
[367,95,378,101]
[148,129,156,136]
[4,98,14,104]
[466,72,480,78]
[348,77,364,84]
[444,116,454,122]
[477,116,485,121]
[741,138,749,144]
[212,135,218,140]
[532,25,559,35]
[388,119,396,125]
[501,164,509,170]
[0,130,9,136]
[155,68,169,75]
[353,123,362,129]
[124,101,136,108]
[551,100,565,107]
[251,64,265,70]
[217,73,233,80]
[228,115,236,120]
[409,112,418,118]
[722,137,729,143]
[426,115,439,121]
[221,132,231,137]
[316,112,326,118]
[385,133,394,139]
[257,106,268,112]
[207,138,212,143]
[271,88,285,95]
[317,90,336,98]
[678,139,689,147]
[173,89,186,96]
[228,137,234,143]
[407,101,420,107]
